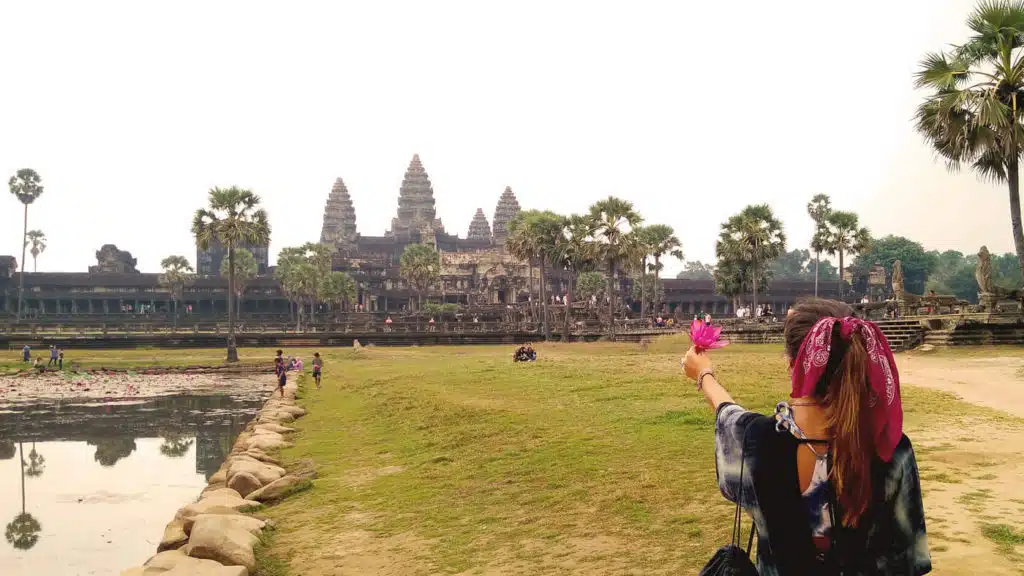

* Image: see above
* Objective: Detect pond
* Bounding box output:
[0,391,266,575]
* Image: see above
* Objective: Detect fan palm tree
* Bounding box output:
[9,169,44,320]
[589,197,643,340]
[507,210,565,341]
[323,271,357,317]
[631,226,656,320]
[399,243,440,314]
[25,230,46,273]
[220,247,258,318]
[645,224,683,316]
[159,256,194,327]
[716,204,786,312]
[6,442,42,551]
[192,187,271,362]
[915,0,1024,277]
[555,214,598,339]
[822,211,871,299]
[806,194,832,296]
[24,444,45,478]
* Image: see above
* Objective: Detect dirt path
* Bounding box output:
[898,354,1024,574]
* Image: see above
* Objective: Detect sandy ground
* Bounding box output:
[898,354,1024,574]
[0,371,276,407]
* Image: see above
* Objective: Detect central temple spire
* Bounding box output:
[320,177,358,251]
[387,154,444,238]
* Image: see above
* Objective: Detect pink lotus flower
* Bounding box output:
[689,319,729,353]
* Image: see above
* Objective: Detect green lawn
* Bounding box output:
[254,337,1011,575]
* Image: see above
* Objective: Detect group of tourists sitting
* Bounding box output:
[513,343,537,362]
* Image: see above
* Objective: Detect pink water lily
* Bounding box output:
[689,319,729,353]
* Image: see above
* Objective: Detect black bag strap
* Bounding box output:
[731,424,757,557]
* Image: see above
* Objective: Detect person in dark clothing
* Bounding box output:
[58,348,64,370]
[312,352,323,389]
[681,298,930,575]
[274,350,286,397]
[513,343,537,362]
[22,345,30,362]
[48,346,58,366]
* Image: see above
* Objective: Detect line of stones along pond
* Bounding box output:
[0,374,311,576]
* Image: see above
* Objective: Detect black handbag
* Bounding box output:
[700,428,758,576]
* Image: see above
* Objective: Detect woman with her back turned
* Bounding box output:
[682,298,930,574]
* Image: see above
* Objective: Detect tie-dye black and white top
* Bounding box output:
[714,402,932,575]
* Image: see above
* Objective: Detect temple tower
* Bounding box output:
[491,186,521,244]
[320,178,358,251]
[387,154,444,238]
[467,208,492,241]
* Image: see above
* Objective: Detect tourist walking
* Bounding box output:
[274,349,287,397]
[22,344,30,362]
[682,298,930,574]
[48,345,58,367]
[58,348,64,370]
[312,352,323,389]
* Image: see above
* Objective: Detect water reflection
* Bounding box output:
[0,392,265,575]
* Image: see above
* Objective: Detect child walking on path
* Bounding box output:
[312,353,324,389]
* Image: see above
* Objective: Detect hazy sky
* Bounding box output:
[0,0,1012,276]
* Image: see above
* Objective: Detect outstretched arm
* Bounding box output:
[681,347,734,410]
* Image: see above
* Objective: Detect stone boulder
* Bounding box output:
[247,475,310,503]
[202,488,244,500]
[290,458,317,481]
[243,449,281,466]
[122,549,248,575]
[157,519,188,552]
[258,410,295,424]
[182,506,247,535]
[175,494,260,522]
[191,513,265,535]
[245,434,291,452]
[254,422,294,434]
[226,471,262,498]
[227,458,286,485]
[188,514,259,573]
[209,468,227,485]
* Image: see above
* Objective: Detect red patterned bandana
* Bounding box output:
[790,316,903,462]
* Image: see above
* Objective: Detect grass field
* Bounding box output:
[249,337,1017,575]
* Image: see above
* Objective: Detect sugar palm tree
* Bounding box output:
[822,210,871,299]
[24,444,45,478]
[555,214,598,339]
[507,210,565,341]
[716,204,786,312]
[25,230,46,273]
[915,0,1024,277]
[399,243,440,314]
[631,226,656,320]
[192,187,271,362]
[323,271,357,317]
[220,247,258,318]
[6,443,41,551]
[275,247,312,330]
[9,169,44,320]
[806,194,832,296]
[645,224,683,316]
[589,197,643,340]
[159,255,194,327]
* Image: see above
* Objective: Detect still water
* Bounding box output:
[0,393,265,575]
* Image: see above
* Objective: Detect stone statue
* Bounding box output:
[89,244,139,274]
[891,259,904,296]
[976,245,995,295]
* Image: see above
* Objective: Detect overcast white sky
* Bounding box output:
[0,0,1013,276]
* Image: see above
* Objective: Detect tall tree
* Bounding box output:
[677,261,715,280]
[554,214,598,339]
[769,249,812,281]
[9,169,44,320]
[645,224,683,315]
[220,247,258,317]
[275,243,330,329]
[507,210,565,341]
[159,255,194,326]
[822,210,871,299]
[192,187,271,362]
[915,0,1024,278]
[716,204,786,312]
[852,235,938,295]
[399,243,440,314]
[631,226,656,320]
[25,230,46,273]
[575,271,606,307]
[806,194,832,296]
[6,443,41,551]
[323,271,357,317]
[589,197,643,340]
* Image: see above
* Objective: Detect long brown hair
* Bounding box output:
[784,298,874,526]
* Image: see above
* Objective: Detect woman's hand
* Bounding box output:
[681,346,713,381]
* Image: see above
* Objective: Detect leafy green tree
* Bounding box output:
[716,204,786,311]
[713,254,772,310]
[0,441,14,460]
[769,249,812,281]
[807,194,832,296]
[9,169,44,320]
[507,210,566,340]
[994,251,1024,289]
[802,257,839,281]
[25,230,46,273]
[24,444,45,478]
[87,437,137,467]
[275,243,330,330]
[323,271,357,315]
[159,433,194,458]
[852,235,938,295]
[644,224,683,315]
[589,197,643,339]
[631,273,664,314]
[631,225,656,319]
[399,243,441,313]
[192,187,271,362]
[575,270,606,306]
[916,0,1024,278]
[159,256,194,325]
[553,214,598,337]
[926,250,980,302]
[220,247,258,317]
[677,261,715,280]
[821,211,871,298]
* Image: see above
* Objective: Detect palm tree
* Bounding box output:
[631,226,656,321]
[159,433,194,458]
[275,244,330,330]
[915,0,1024,277]
[822,211,871,299]
[159,256,194,327]
[399,243,440,314]
[25,444,45,478]
[25,230,46,273]
[507,210,565,341]
[716,205,786,313]
[6,442,42,551]
[9,169,44,320]
[589,197,643,340]
[323,271,357,317]
[191,187,271,362]
[554,214,598,339]
[806,194,832,296]
[645,224,683,316]
[220,247,258,317]
[275,247,307,329]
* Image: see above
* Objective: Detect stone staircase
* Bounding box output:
[874,320,926,352]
